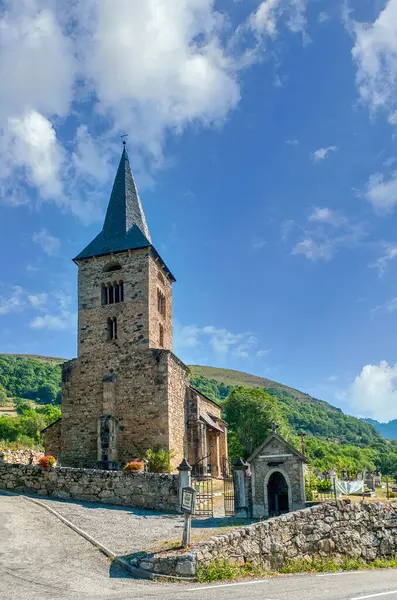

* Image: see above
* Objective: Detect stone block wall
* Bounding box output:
[0,464,179,511]
[133,501,397,577]
[42,419,63,458]
[0,449,43,465]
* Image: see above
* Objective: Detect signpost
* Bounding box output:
[181,487,196,548]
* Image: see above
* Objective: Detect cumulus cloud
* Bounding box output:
[0,1,310,220]
[364,171,397,213]
[349,0,397,118]
[32,229,61,256]
[346,361,397,422]
[312,146,338,161]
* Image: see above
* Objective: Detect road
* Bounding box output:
[1,493,397,600]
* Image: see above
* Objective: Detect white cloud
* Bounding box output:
[286,139,299,146]
[0,283,76,330]
[292,238,334,261]
[174,322,265,360]
[32,229,61,256]
[370,243,397,276]
[318,12,329,23]
[346,361,397,422]
[365,171,397,213]
[30,312,76,330]
[0,286,26,315]
[0,0,310,220]
[372,296,397,314]
[349,0,397,117]
[252,238,267,251]
[292,210,364,261]
[312,146,338,161]
[308,207,346,227]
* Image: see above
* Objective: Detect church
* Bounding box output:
[43,144,228,475]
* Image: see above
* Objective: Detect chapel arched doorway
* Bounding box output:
[267,471,289,517]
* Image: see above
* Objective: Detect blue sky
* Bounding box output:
[1,0,397,422]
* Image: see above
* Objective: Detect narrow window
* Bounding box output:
[114,282,120,303]
[113,317,118,340]
[107,317,113,341]
[119,281,124,302]
[157,289,166,317]
[159,324,164,347]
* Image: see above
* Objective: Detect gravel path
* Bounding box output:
[31,496,242,556]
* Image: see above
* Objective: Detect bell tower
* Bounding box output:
[74,143,175,358]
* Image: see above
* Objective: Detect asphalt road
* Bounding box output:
[1,492,397,600]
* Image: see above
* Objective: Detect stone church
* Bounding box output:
[43,144,228,474]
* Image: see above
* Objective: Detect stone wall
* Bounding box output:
[0,463,178,511]
[42,419,63,458]
[132,501,397,577]
[0,449,43,465]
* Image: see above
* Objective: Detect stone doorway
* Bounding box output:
[267,471,289,517]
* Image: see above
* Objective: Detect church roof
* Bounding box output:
[74,144,175,281]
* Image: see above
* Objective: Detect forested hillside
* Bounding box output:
[190,367,397,475]
[0,355,62,405]
[362,418,397,441]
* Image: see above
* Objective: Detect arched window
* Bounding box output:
[102,281,125,305]
[159,324,164,347]
[104,263,122,273]
[107,317,118,341]
[157,289,166,317]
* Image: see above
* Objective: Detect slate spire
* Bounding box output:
[103,143,151,242]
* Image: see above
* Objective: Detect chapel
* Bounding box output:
[43,144,228,474]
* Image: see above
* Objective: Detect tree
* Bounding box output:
[35,405,61,426]
[37,383,59,405]
[0,415,19,442]
[223,387,291,461]
[0,383,8,405]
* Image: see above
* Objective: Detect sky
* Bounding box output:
[1,0,397,423]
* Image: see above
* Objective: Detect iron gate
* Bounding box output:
[223,475,235,517]
[192,476,213,517]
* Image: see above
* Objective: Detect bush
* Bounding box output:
[144,447,173,473]
[38,455,56,470]
[123,461,144,473]
[197,559,239,582]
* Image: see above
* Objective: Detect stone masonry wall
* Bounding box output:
[148,253,173,351]
[0,463,178,511]
[0,449,43,465]
[133,501,397,577]
[42,419,63,458]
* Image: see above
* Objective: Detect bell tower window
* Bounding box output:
[102,281,124,306]
[157,289,166,317]
[107,317,118,341]
[159,324,164,347]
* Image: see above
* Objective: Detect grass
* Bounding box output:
[197,556,397,583]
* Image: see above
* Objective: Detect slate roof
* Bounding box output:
[74,145,175,281]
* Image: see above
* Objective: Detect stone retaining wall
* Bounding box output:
[132,500,397,577]
[0,463,178,511]
[0,450,43,465]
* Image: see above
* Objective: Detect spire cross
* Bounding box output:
[121,133,128,146]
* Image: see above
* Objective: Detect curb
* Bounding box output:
[0,490,194,581]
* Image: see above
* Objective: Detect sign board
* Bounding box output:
[181,487,196,513]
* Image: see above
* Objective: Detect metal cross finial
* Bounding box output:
[121,133,128,146]
[271,422,279,433]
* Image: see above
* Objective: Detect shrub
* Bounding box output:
[38,455,56,470]
[123,461,144,473]
[197,559,238,583]
[144,447,173,473]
